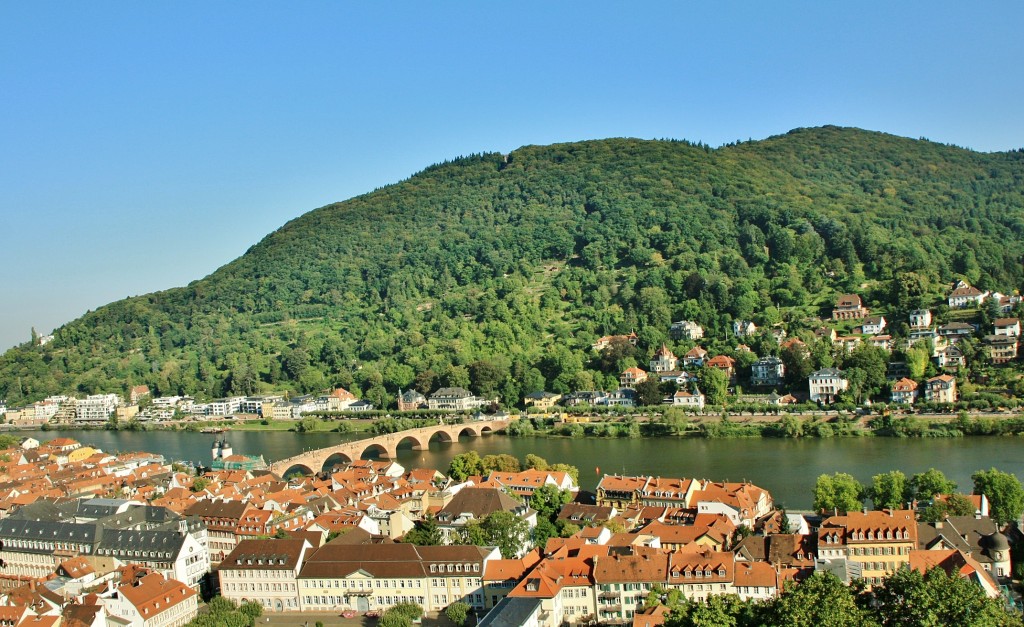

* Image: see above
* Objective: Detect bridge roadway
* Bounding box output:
[268,418,510,476]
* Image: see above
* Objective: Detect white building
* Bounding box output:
[670,320,704,340]
[428,387,489,411]
[993,318,1021,337]
[808,368,848,404]
[948,281,989,309]
[98,571,199,627]
[861,316,886,335]
[909,309,932,329]
[649,345,679,373]
[733,320,757,338]
[75,394,120,423]
[672,390,705,409]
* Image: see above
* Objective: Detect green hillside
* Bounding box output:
[4,126,1024,406]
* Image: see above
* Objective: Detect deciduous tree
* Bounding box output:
[813,473,864,513]
[972,468,1024,525]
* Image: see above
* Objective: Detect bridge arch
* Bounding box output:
[283,463,315,478]
[359,443,391,459]
[457,426,481,438]
[427,430,455,444]
[395,434,428,452]
[322,452,353,473]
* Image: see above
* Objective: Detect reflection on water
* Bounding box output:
[20,429,1023,509]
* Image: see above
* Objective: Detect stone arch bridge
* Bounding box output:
[269,418,510,476]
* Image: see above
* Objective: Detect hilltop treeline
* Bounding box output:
[4,127,1024,405]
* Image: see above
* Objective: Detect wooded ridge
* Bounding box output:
[4,126,1024,406]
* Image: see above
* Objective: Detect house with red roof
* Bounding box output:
[98,570,198,627]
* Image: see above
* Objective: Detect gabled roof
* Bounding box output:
[892,377,918,392]
[118,572,196,618]
[221,538,310,571]
[298,543,492,579]
[950,284,984,297]
[653,345,676,359]
[437,487,524,521]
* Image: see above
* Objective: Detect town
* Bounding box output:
[0,428,1015,626]
[3,281,1023,430]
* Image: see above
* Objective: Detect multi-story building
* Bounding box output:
[890,378,918,404]
[619,367,647,389]
[592,550,667,623]
[832,294,869,320]
[184,500,254,566]
[0,502,208,590]
[936,345,965,371]
[435,488,536,554]
[985,335,1019,364]
[75,394,120,424]
[649,345,679,373]
[682,347,707,368]
[397,389,427,411]
[706,355,736,382]
[909,309,932,329]
[296,543,499,615]
[861,316,886,335]
[948,281,989,309]
[670,321,704,341]
[98,570,199,627]
[751,357,784,387]
[428,388,487,411]
[733,320,757,338]
[808,368,848,404]
[817,510,918,585]
[672,389,705,409]
[993,318,1021,337]
[218,538,314,612]
[524,391,562,410]
[924,375,957,404]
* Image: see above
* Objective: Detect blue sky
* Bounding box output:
[1,2,1022,351]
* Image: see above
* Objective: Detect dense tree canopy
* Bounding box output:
[5,128,1024,406]
[972,468,1024,525]
[813,472,865,513]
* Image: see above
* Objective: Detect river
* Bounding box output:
[18,429,1024,509]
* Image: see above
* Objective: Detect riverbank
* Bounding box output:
[12,407,1024,441]
[509,409,1024,440]
[11,428,1023,508]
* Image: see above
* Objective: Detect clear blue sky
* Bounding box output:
[1,2,1022,351]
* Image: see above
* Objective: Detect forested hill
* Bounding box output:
[4,126,1024,406]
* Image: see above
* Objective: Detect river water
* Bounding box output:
[19,429,1024,509]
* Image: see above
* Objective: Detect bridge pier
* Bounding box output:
[269,418,510,476]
